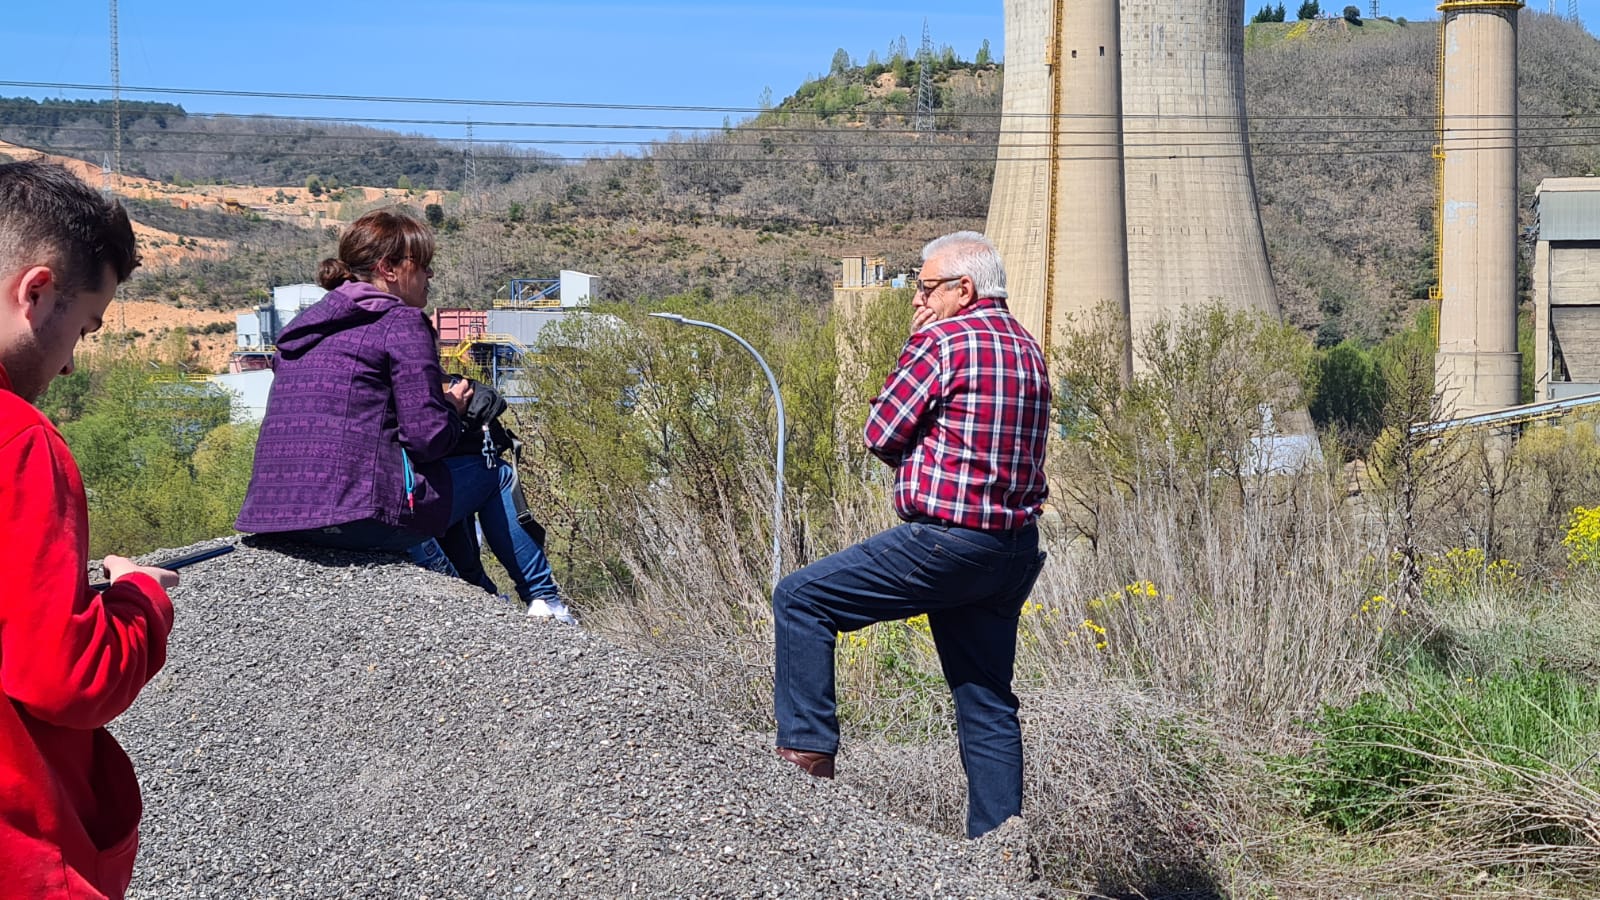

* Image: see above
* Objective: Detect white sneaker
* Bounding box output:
[526,595,578,626]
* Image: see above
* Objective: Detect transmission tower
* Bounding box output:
[462,121,479,210]
[108,0,121,193]
[1571,0,1581,20]
[1370,0,1379,18]
[914,20,936,133]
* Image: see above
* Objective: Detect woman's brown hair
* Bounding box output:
[317,209,436,290]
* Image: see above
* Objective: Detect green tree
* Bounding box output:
[1275,3,1287,19]
[1309,340,1386,455]
[891,56,909,87]
[1252,4,1277,23]
[425,203,445,228]
[57,350,246,557]
[397,174,413,191]
[830,48,851,77]
[1343,4,1361,22]
[1297,0,1321,19]
[305,175,324,198]
[1049,303,1315,537]
[515,293,849,597]
[975,39,992,67]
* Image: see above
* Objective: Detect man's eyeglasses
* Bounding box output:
[914,276,963,295]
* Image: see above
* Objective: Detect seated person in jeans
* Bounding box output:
[235,208,572,623]
[437,375,572,623]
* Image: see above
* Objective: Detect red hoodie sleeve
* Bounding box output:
[0,423,174,731]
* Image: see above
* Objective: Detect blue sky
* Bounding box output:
[2,1,1589,158]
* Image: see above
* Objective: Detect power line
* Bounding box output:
[14,78,1597,124]
[914,20,935,134]
[109,0,120,187]
[27,137,1595,166]
[0,113,1546,145]
[17,110,1600,154]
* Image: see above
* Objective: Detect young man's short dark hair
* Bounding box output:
[0,160,140,296]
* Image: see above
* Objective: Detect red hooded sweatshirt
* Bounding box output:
[0,361,174,899]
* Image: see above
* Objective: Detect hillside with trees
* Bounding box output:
[0,95,555,191]
[25,13,1600,343]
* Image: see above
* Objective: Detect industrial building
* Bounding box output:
[233,283,327,368]
[210,271,599,420]
[1532,177,1600,400]
[434,271,599,389]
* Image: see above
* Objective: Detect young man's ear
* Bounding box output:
[7,266,57,324]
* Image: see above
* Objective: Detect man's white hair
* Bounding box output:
[921,231,1007,300]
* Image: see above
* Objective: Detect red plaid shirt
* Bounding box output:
[864,297,1051,530]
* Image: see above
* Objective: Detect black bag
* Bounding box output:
[445,376,544,544]
[448,376,518,459]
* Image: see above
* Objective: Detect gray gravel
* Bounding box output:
[114,538,1045,898]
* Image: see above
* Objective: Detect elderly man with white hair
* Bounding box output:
[771,231,1052,838]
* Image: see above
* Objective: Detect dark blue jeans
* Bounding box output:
[277,456,558,603]
[441,455,559,603]
[772,520,1046,838]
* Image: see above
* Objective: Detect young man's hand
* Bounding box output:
[102,555,179,590]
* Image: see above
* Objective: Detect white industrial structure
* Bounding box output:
[1531,177,1600,400]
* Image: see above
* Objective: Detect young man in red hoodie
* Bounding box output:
[0,160,178,899]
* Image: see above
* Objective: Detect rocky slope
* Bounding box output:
[115,539,1044,898]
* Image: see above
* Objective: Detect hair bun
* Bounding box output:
[317,257,356,289]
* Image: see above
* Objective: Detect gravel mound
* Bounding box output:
[115,539,1045,898]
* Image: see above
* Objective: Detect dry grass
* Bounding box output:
[1023,470,1392,730]
[572,389,1600,897]
[584,453,1406,893]
[851,683,1264,899]
[1264,739,1600,899]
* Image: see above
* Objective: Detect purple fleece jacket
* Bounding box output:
[235,281,462,538]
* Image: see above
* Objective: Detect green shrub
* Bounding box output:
[1291,666,1600,834]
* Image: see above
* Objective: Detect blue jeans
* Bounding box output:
[772,520,1046,838]
[442,455,559,603]
[276,457,558,603]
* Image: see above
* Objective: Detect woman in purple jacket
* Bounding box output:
[235,209,574,623]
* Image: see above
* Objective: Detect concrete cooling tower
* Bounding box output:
[986,0,1280,362]
[986,0,1131,366]
[1435,0,1522,416]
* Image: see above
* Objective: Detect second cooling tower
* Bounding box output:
[986,0,1281,360]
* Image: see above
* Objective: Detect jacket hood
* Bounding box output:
[274,282,408,358]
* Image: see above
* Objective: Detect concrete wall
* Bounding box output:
[1436,5,1521,414]
[1533,238,1600,395]
[986,0,1055,345]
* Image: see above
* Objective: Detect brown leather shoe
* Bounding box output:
[776,746,836,779]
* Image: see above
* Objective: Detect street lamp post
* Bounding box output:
[649,312,786,589]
